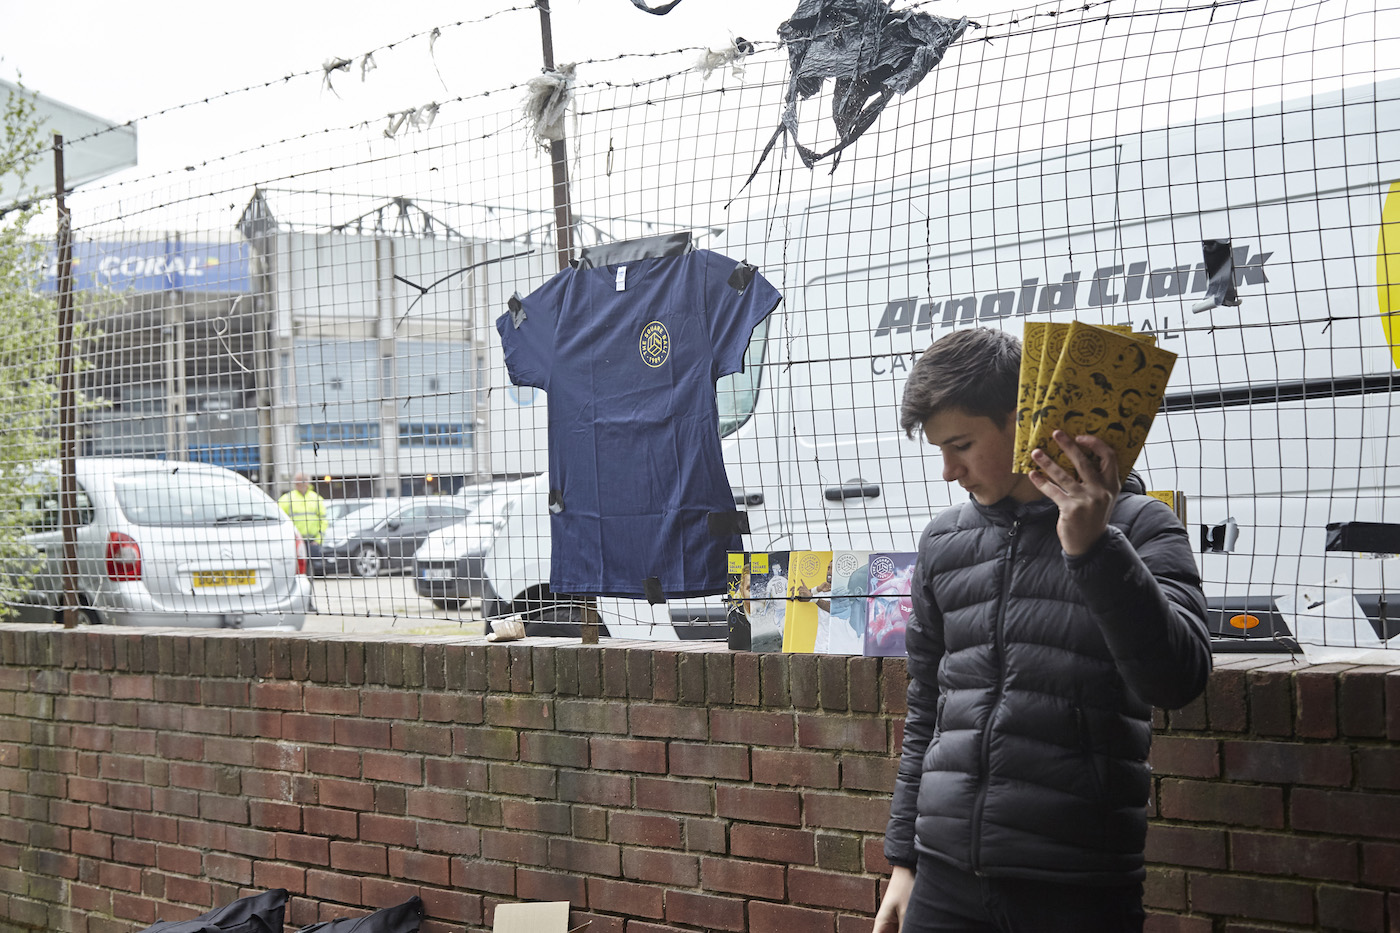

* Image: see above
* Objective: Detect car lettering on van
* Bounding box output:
[870,244,1274,337]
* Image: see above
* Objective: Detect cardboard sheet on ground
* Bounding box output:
[492,902,587,933]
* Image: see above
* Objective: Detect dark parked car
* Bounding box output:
[324,497,384,525]
[318,499,473,577]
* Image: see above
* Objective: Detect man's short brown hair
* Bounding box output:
[899,328,1022,438]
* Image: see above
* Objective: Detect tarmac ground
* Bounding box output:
[303,572,487,637]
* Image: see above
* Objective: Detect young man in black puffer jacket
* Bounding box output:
[875,328,1211,933]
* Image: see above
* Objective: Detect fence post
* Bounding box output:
[535,0,576,271]
[51,133,79,629]
[535,0,597,643]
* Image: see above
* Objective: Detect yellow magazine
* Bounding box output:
[1018,321,1152,473]
[782,550,833,654]
[1022,322,1071,472]
[1013,322,1049,472]
[1023,321,1177,482]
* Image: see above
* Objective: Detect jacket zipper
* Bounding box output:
[970,517,1019,874]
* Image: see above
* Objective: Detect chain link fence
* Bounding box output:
[3,0,1399,654]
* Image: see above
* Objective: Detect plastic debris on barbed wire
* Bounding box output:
[383,102,439,139]
[697,37,756,80]
[524,63,577,145]
[321,57,353,97]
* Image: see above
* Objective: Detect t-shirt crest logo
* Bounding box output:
[640,321,670,368]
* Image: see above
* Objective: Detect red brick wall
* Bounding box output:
[0,627,1395,933]
[1145,657,1400,933]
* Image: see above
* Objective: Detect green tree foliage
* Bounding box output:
[0,84,63,616]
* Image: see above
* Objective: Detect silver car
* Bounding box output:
[7,458,313,629]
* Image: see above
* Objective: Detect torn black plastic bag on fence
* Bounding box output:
[629,0,687,12]
[733,0,968,200]
[1191,238,1244,312]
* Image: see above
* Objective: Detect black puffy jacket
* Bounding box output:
[884,489,1211,885]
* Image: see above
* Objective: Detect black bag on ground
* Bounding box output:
[295,896,424,933]
[138,888,288,933]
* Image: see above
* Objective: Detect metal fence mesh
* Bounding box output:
[5,0,1400,653]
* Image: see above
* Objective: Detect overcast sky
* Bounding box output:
[1,0,1025,187]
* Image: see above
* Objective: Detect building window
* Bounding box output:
[299,423,381,447]
[399,423,472,448]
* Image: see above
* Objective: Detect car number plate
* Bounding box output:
[193,570,256,587]
[422,568,453,580]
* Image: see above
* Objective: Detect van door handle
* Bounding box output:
[825,480,880,502]
[733,492,764,506]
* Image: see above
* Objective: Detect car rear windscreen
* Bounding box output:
[114,473,284,527]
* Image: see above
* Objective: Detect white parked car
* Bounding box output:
[413,485,516,610]
[6,458,313,629]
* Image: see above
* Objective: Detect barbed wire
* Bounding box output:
[9,3,537,166]
[54,45,789,203]
[19,0,1288,210]
[19,0,1186,190]
[964,0,1280,43]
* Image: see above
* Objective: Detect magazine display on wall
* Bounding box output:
[727,550,913,657]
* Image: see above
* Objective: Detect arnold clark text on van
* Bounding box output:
[871,244,1272,348]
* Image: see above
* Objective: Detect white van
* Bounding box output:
[482,77,1400,654]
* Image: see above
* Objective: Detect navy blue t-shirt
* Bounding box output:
[497,248,781,599]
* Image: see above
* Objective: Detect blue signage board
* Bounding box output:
[37,239,252,294]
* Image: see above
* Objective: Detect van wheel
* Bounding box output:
[352,546,382,578]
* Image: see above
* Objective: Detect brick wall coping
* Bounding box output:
[0,623,1397,676]
[0,616,1394,669]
